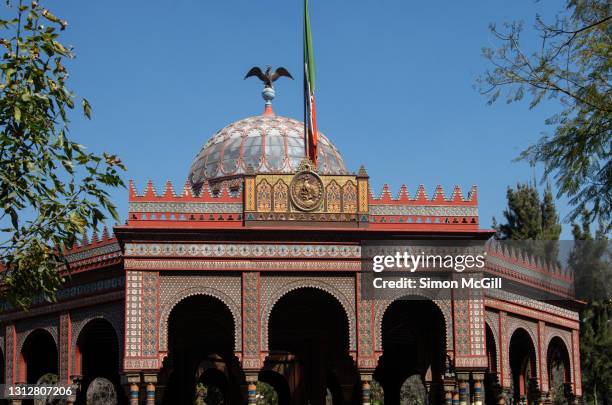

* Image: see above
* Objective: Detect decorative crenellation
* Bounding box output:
[485,241,574,298]
[367,185,479,228]
[127,180,243,223]
[55,227,121,274]
[370,184,478,204]
[259,276,357,351]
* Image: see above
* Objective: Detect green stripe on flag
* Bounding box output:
[304,0,316,92]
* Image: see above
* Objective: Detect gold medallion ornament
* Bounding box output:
[290,170,324,212]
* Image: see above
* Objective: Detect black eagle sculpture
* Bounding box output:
[244,65,293,88]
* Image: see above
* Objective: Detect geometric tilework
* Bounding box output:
[242,272,260,355]
[469,297,485,356]
[59,313,70,384]
[5,324,15,384]
[125,242,361,259]
[484,310,501,372]
[142,272,159,356]
[125,271,143,357]
[454,299,470,355]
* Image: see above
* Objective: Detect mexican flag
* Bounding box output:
[304,0,318,165]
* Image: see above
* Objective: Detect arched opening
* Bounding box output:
[374,299,446,405]
[267,288,357,404]
[20,329,58,405]
[75,318,125,405]
[485,324,500,405]
[509,328,537,405]
[547,337,571,403]
[161,295,242,405]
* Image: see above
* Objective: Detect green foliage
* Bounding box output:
[479,0,612,230]
[256,381,278,405]
[569,219,611,405]
[0,1,124,309]
[370,379,384,405]
[399,375,428,405]
[495,183,562,264]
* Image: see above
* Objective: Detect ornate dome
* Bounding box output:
[188,113,348,190]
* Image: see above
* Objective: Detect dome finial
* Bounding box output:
[262,86,275,116]
[244,65,294,116]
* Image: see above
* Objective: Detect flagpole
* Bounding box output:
[303,0,310,161]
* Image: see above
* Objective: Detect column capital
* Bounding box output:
[358,372,373,382]
[142,373,158,384]
[120,373,142,385]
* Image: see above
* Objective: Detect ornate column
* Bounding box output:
[241,271,262,369]
[65,375,81,405]
[473,373,485,405]
[143,374,157,405]
[360,373,372,405]
[443,378,456,405]
[246,373,258,405]
[453,391,460,405]
[457,374,469,405]
[121,373,141,405]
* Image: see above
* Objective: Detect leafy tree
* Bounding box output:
[497,183,543,240]
[479,0,611,230]
[495,183,562,264]
[256,382,278,405]
[569,218,611,405]
[0,1,124,309]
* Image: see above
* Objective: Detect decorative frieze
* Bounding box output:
[369,205,478,217]
[125,258,360,272]
[125,243,361,259]
[129,201,243,214]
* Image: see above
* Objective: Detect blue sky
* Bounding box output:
[46,0,572,237]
